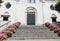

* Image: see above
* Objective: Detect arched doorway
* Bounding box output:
[26,7,37,25]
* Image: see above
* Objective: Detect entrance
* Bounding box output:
[27,12,35,25]
[26,7,37,25]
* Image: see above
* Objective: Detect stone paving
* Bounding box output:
[6,39,60,41]
[7,25,60,40]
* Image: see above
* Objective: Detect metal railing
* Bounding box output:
[0,21,11,32]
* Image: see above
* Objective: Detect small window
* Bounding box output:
[27,0,35,3]
[50,4,55,10]
[5,2,11,9]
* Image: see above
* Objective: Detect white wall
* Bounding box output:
[44,2,60,23]
[0,0,60,26]
[0,1,16,24]
[15,0,43,25]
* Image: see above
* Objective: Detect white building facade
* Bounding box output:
[0,0,60,26]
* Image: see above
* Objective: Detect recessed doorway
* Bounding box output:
[26,7,37,25]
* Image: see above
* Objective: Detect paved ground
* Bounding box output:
[6,39,60,41]
[7,25,60,40]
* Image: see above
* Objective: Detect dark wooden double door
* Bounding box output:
[27,14,35,25]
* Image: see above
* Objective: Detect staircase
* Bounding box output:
[8,25,60,40]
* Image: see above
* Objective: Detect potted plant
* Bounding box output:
[7,27,16,33]
[8,25,17,30]
[2,30,13,37]
[0,33,8,40]
[0,35,4,40]
[13,22,21,28]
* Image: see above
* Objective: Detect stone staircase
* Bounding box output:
[7,25,60,40]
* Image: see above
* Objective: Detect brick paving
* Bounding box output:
[7,25,60,40]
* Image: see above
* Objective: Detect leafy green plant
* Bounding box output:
[6,32,12,37]
[0,0,3,6]
[55,0,60,13]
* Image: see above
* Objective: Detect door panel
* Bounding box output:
[27,14,35,25]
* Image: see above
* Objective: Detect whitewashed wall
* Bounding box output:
[15,0,43,25]
[44,2,60,23]
[0,0,60,26]
[0,1,16,24]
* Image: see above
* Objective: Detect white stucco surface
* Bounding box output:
[0,0,59,26]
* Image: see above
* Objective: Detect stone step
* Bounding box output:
[7,25,60,40]
[6,39,60,41]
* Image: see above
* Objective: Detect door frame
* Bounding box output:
[26,7,37,25]
[27,12,36,25]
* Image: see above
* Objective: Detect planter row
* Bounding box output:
[45,22,60,37]
[0,22,21,41]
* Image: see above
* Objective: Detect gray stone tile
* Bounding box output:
[8,25,60,40]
